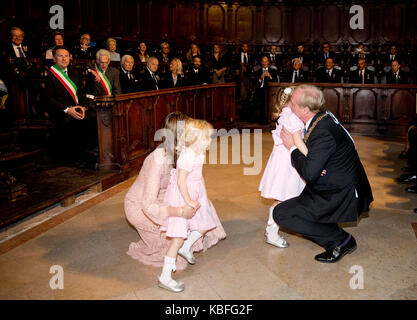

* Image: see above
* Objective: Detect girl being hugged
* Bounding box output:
[159,119,219,292]
[259,87,309,248]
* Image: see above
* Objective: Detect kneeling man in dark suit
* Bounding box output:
[275,84,373,263]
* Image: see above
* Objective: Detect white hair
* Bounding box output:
[96,49,111,61]
[121,54,134,64]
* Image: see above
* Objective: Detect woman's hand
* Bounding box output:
[320,169,327,176]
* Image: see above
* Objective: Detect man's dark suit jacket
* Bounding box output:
[139,68,160,91]
[73,47,95,60]
[2,43,30,58]
[292,53,311,66]
[315,67,342,83]
[348,69,375,84]
[119,69,140,93]
[386,69,408,84]
[254,67,279,88]
[44,67,85,121]
[86,65,122,96]
[186,67,210,86]
[289,112,373,223]
[285,69,309,83]
[162,73,186,89]
[316,51,338,64]
[384,53,403,65]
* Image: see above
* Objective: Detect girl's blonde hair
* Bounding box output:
[272,86,296,120]
[177,119,213,157]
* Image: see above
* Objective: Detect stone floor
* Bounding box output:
[0,133,416,300]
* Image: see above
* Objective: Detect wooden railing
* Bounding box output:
[94,83,236,174]
[268,83,417,137]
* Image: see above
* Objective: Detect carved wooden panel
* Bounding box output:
[264,6,282,42]
[119,0,140,37]
[352,89,377,120]
[292,6,312,43]
[207,5,225,39]
[382,4,402,43]
[321,5,341,43]
[350,5,372,43]
[322,88,340,116]
[152,2,171,40]
[126,100,146,153]
[175,2,197,41]
[91,0,111,35]
[235,6,253,42]
[64,0,83,34]
[390,90,415,120]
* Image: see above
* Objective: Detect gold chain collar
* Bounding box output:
[303,113,329,143]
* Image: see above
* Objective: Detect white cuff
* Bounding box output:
[64,107,69,113]
[289,146,297,153]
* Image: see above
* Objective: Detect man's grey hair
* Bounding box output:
[295,84,326,113]
[147,56,158,67]
[121,54,134,65]
[96,49,111,61]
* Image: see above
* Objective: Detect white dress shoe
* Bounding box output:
[178,248,196,265]
[265,231,289,248]
[158,278,185,293]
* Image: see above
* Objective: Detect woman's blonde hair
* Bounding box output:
[273,86,296,120]
[186,43,201,61]
[177,119,213,157]
[171,58,183,75]
[164,112,190,167]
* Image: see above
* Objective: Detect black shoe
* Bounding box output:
[314,235,357,263]
[396,174,417,183]
[405,185,417,193]
[414,208,417,214]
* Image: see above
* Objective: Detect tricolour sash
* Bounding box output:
[94,64,112,95]
[49,65,79,105]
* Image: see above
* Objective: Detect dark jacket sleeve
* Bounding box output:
[291,128,336,184]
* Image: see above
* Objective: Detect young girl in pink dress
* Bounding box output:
[158,119,218,293]
[259,87,308,248]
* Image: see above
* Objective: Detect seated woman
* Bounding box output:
[45,31,64,60]
[185,43,201,63]
[134,41,149,63]
[124,112,226,271]
[162,58,186,88]
[106,37,121,62]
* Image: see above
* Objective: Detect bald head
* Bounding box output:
[147,56,159,73]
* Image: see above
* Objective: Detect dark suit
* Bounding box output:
[73,47,95,60]
[162,73,186,89]
[2,43,30,58]
[119,68,140,93]
[348,69,375,84]
[292,53,311,67]
[86,65,122,96]
[386,69,408,84]
[316,51,337,64]
[44,67,96,164]
[274,112,373,250]
[186,67,210,86]
[285,69,309,83]
[139,68,160,91]
[253,67,279,123]
[266,53,280,66]
[315,67,342,83]
[384,53,403,65]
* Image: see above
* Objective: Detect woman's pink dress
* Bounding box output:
[258,107,306,201]
[162,147,216,238]
[124,147,226,270]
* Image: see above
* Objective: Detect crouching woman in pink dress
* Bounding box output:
[124,112,226,272]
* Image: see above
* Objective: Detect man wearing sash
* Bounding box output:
[86,49,121,97]
[275,84,373,263]
[45,46,91,165]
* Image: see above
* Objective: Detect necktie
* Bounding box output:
[18,46,25,58]
[127,72,131,80]
[152,73,159,89]
[360,70,364,84]
[295,71,299,81]
[327,70,331,78]
[395,73,398,83]
[244,54,248,64]
[64,70,68,75]
[271,54,275,62]
[303,127,307,136]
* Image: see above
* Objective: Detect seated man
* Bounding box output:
[292,42,311,67]
[139,56,160,91]
[315,57,342,83]
[348,58,375,84]
[316,42,337,65]
[285,58,309,83]
[44,46,96,166]
[86,49,122,97]
[186,55,209,86]
[73,33,95,60]
[385,59,408,84]
[2,27,30,58]
[384,44,403,66]
[119,54,140,93]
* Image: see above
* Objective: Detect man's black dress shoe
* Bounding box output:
[396,174,417,183]
[414,208,417,214]
[314,235,357,263]
[405,185,417,193]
